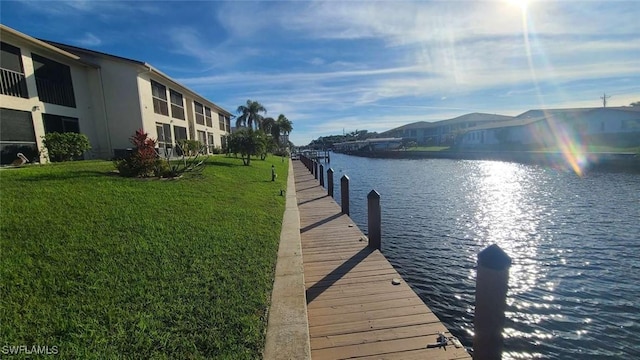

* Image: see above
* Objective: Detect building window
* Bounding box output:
[174,125,187,141]
[43,114,80,134]
[194,101,205,125]
[207,133,215,153]
[173,125,187,155]
[0,108,37,165]
[156,122,172,156]
[170,89,185,120]
[205,106,213,127]
[0,42,28,98]
[151,80,168,116]
[32,53,75,107]
[218,114,225,131]
[197,130,206,146]
[225,116,230,132]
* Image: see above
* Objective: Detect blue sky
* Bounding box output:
[2,0,639,145]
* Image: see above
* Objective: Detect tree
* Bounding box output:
[276,114,293,137]
[262,117,276,134]
[236,100,267,130]
[227,128,266,165]
[630,101,640,107]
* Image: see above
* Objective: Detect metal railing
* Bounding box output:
[0,68,28,98]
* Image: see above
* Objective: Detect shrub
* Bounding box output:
[178,139,204,156]
[41,132,91,162]
[115,129,163,177]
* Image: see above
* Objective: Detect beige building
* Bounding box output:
[0,24,231,164]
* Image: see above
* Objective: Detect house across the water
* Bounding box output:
[333,138,403,153]
[458,107,640,151]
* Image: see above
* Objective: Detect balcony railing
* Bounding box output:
[0,68,28,98]
[35,77,76,108]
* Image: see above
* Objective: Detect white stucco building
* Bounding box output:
[0,24,231,164]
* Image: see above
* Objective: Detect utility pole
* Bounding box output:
[601,92,611,108]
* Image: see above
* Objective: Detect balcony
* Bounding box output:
[0,68,28,98]
[35,77,76,108]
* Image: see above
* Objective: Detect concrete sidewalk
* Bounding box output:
[263,159,311,360]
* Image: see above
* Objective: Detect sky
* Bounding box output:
[1,0,639,145]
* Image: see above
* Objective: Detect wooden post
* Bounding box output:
[474,244,512,360]
[340,175,350,215]
[319,164,325,187]
[314,161,318,180]
[327,168,334,198]
[367,190,381,250]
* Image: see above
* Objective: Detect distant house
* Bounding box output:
[459,107,640,150]
[383,113,514,146]
[0,24,231,164]
[334,138,403,152]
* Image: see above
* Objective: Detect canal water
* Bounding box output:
[321,153,640,359]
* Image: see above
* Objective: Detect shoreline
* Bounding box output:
[333,150,640,173]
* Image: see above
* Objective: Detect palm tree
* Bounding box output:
[236,100,267,130]
[262,117,276,135]
[276,114,293,147]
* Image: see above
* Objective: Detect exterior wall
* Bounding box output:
[2,25,232,161]
[138,73,230,155]
[93,59,145,151]
[137,74,173,146]
[0,33,105,162]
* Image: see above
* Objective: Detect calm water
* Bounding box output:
[322,153,640,359]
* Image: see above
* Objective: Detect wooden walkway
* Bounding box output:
[294,160,471,360]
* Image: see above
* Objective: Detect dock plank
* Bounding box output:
[294,160,470,359]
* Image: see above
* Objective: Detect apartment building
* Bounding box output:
[0,24,231,164]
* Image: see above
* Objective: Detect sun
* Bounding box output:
[506,0,530,11]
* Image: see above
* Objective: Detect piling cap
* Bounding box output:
[478,244,512,271]
[367,189,380,199]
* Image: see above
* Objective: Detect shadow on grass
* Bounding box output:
[205,160,243,168]
[19,170,117,182]
[306,246,374,304]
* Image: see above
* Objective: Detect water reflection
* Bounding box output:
[326,154,640,359]
[465,161,546,297]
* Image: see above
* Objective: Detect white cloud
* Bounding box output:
[74,32,101,46]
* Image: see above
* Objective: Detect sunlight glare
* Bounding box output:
[506,0,530,12]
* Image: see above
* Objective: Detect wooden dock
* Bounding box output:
[294,161,471,359]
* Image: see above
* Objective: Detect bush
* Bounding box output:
[41,132,91,162]
[115,129,163,177]
[177,139,204,156]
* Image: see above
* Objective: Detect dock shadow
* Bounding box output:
[297,195,328,206]
[306,246,374,304]
[300,212,343,234]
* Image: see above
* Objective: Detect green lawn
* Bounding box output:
[0,156,289,359]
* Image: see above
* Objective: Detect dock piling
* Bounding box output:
[319,164,325,187]
[473,244,512,360]
[340,175,350,215]
[367,190,381,250]
[314,161,318,180]
[327,168,334,198]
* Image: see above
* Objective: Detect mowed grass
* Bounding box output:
[0,156,289,359]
